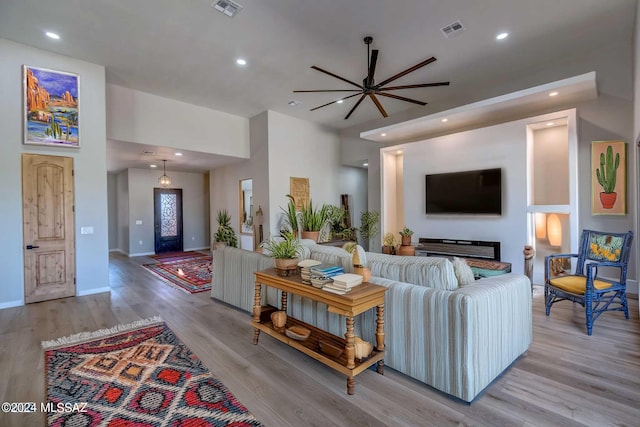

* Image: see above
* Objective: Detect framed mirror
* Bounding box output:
[239,178,253,234]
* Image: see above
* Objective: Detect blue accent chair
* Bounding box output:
[544,229,633,335]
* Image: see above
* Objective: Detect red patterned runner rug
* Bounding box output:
[42,317,263,427]
[149,251,209,263]
[142,254,213,294]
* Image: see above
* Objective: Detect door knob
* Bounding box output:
[26,245,40,249]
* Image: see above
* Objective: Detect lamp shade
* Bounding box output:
[534,213,546,239]
[547,214,562,247]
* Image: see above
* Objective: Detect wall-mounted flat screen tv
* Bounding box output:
[425,168,502,215]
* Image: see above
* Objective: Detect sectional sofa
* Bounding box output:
[211,243,532,402]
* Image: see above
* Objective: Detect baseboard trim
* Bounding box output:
[128,252,155,257]
[77,287,111,296]
[0,300,24,309]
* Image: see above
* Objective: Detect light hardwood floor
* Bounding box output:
[1,252,639,426]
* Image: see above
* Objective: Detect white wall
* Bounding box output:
[403,120,528,272]
[107,173,118,250]
[124,168,210,256]
[267,111,344,236]
[106,84,250,158]
[532,126,569,205]
[116,170,130,254]
[210,112,270,246]
[0,39,109,306]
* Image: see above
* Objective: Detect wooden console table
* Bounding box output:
[253,268,386,395]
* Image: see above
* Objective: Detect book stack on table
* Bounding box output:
[309,264,345,289]
[322,273,363,295]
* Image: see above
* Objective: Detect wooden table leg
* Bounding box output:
[376,303,385,374]
[347,376,355,395]
[252,281,262,345]
[281,291,288,312]
[345,316,355,369]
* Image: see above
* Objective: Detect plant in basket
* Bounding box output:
[260,231,303,276]
[214,209,238,248]
[300,199,330,242]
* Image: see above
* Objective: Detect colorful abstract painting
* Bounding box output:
[23,65,79,147]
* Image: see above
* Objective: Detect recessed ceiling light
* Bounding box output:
[174,152,183,156]
[363,162,369,167]
[546,122,555,126]
[336,99,344,104]
[496,32,509,40]
[150,164,157,168]
[441,118,448,123]
[380,133,387,137]
[396,150,403,154]
[549,91,559,97]
[45,31,60,40]
[236,58,247,66]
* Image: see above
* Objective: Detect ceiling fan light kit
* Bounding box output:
[294,36,450,119]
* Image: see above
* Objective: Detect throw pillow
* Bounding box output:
[453,257,475,286]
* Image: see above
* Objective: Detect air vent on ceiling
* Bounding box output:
[143,150,156,155]
[211,0,243,17]
[441,20,465,38]
[287,99,301,107]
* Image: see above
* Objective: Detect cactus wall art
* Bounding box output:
[591,141,625,215]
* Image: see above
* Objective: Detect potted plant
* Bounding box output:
[343,241,371,282]
[382,232,397,255]
[281,194,299,236]
[359,211,380,251]
[213,209,238,248]
[260,231,303,276]
[595,144,620,209]
[399,226,414,246]
[300,199,330,242]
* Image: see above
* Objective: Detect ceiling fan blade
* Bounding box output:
[311,66,363,89]
[367,49,379,87]
[380,82,450,91]
[345,94,367,120]
[375,57,437,88]
[293,89,362,93]
[377,92,427,106]
[369,94,388,118]
[310,93,363,111]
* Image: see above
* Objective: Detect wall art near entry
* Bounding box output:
[290,177,310,211]
[591,140,625,215]
[23,65,79,147]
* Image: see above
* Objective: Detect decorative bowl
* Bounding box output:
[285,325,311,341]
[319,340,343,358]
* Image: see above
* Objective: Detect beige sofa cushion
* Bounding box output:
[366,253,459,290]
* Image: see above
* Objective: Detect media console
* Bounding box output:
[415,238,511,278]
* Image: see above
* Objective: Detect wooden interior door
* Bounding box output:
[154,188,183,253]
[22,154,75,304]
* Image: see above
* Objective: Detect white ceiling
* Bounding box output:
[0,0,636,172]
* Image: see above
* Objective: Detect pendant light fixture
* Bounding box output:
[159,160,171,187]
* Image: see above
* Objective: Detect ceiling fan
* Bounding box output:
[294,36,450,120]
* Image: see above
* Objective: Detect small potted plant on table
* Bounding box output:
[300,200,330,242]
[260,231,303,276]
[399,226,414,246]
[382,232,397,255]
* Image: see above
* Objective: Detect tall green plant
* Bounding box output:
[300,200,330,232]
[596,145,620,193]
[214,209,238,247]
[359,211,380,240]
[281,194,299,234]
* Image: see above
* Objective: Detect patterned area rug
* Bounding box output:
[149,251,209,263]
[43,317,263,427]
[143,253,212,294]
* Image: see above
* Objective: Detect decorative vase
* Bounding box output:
[275,258,299,276]
[353,266,371,282]
[600,192,617,209]
[397,245,415,256]
[401,235,411,246]
[301,231,320,242]
[270,310,287,333]
[354,336,373,360]
[382,246,393,255]
[213,241,227,250]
